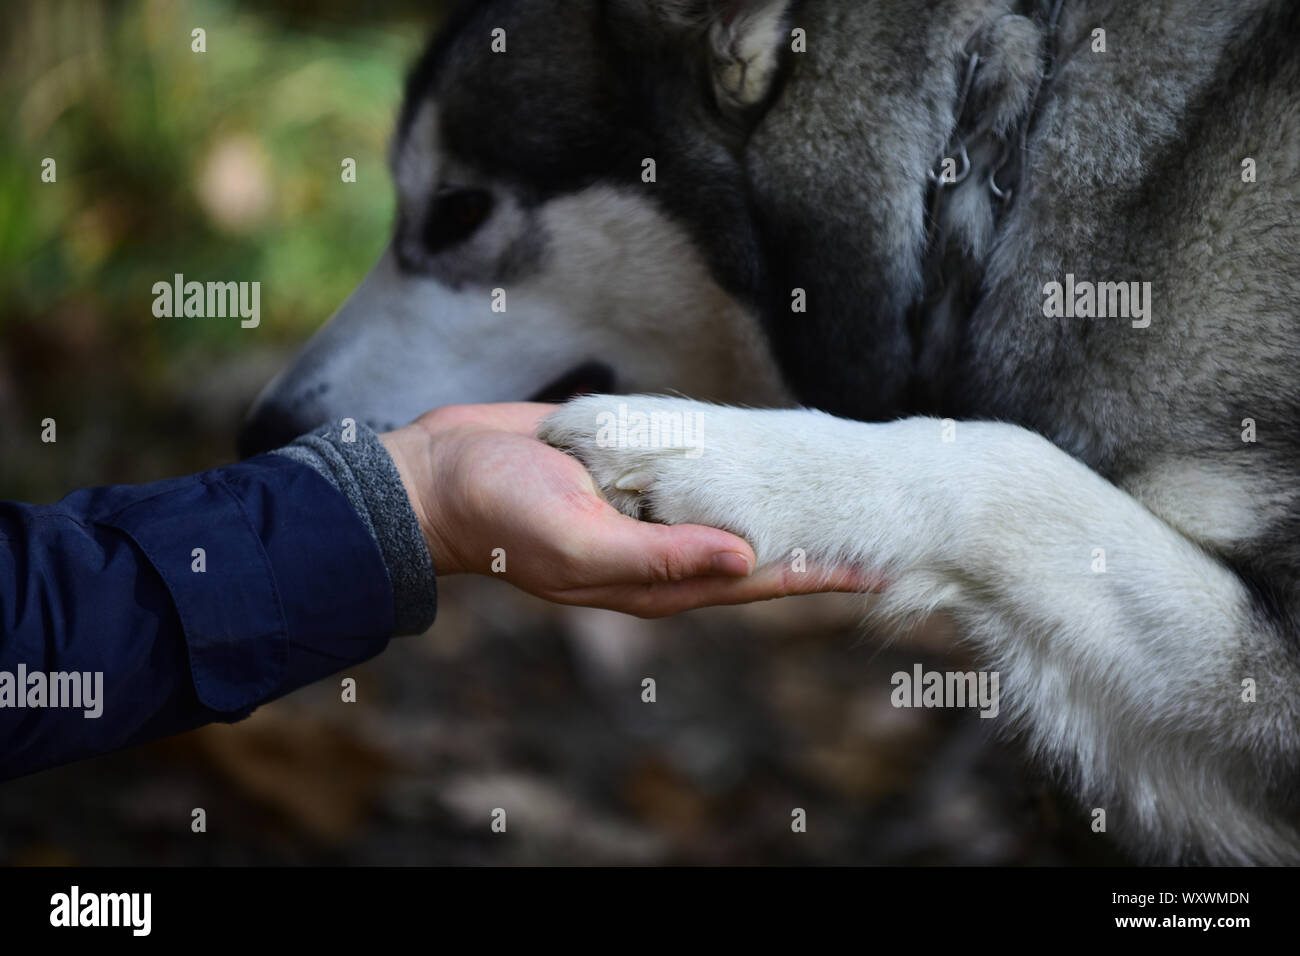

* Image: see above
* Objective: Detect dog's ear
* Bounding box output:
[631,0,798,120]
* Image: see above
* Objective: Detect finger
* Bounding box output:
[420,402,558,436]
[566,509,759,586]
[486,402,561,435]
[556,560,882,617]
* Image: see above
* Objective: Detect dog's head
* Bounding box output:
[240,0,1024,455]
[239,0,804,455]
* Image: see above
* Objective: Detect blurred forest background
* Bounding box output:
[0,0,1125,864]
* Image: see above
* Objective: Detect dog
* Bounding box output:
[239,0,1300,863]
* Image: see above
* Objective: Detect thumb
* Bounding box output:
[580,510,757,585]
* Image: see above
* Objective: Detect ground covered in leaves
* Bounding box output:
[2,574,1128,865]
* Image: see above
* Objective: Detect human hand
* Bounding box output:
[380,403,873,617]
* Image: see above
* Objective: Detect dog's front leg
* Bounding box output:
[540,394,1300,863]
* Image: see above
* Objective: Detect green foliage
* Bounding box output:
[0,0,432,494]
[1,0,424,341]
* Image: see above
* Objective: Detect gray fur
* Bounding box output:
[241,0,1300,861]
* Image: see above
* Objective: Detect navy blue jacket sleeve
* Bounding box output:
[0,454,396,780]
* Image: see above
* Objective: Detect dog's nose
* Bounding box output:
[237,406,309,459]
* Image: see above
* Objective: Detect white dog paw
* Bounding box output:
[538,394,709,517]
[539,394,857,565]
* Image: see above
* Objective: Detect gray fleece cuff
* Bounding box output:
[272,422,437,636]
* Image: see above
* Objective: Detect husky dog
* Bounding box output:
[240,0,1300,863]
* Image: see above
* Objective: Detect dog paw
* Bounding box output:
[539,394,857,566]
[539,394,704,517]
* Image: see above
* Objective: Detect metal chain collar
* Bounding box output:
[923,0,1066,252]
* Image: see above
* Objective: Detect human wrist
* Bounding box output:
[379,421,465,577]
[272,420,437,635]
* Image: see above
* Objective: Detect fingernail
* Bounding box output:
[710,551,753,577]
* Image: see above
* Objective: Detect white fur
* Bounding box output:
[246,184,790,429]
[540,394,1300,863]
[252,96,790,430]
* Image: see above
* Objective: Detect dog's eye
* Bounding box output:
[422,187,493,253]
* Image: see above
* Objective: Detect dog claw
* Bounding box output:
[614,471,654,492]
